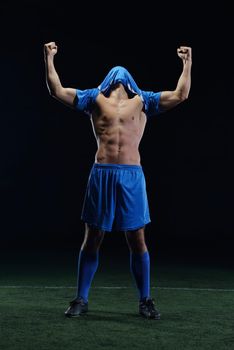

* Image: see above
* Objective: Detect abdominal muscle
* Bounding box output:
[95,135,141,165]
[91,94,147,165]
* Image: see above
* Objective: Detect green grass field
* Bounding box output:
[1,250,234,350]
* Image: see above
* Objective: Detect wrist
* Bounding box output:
[48,54,55,61]
[184,58,192,65]
[45,54,54,63]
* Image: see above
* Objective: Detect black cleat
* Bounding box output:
[139,297,161,320]
[64,297,88,317]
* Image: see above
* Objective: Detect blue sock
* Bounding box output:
[76,249,99,303]
[130,251,150,301]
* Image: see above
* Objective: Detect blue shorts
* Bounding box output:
[81,163,151,231]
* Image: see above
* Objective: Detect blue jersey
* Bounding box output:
[74,66,162,118]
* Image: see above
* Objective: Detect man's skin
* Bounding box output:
[44,42,192,258]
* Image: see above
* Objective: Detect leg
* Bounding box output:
[76,224,105,301]
[125,227,160,320]
[125,227,150,301]
[65,224,105,317]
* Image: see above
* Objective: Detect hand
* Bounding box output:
[44,42,58,59]
[177,46,192,63]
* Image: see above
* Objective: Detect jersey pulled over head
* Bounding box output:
[98,66,142,97]
[74,66,162,118]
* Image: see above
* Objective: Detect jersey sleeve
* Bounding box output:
[141,91,162,118]
[74,88,100,116]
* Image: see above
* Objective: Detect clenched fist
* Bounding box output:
[44,42,58,59]
[177,46,192,63]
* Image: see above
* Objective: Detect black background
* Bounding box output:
[0,1,233,263]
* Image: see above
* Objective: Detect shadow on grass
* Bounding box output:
[63,310,147,322]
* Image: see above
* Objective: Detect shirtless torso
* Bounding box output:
[91,84,146,165]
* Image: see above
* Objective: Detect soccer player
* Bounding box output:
[44,42,192,319]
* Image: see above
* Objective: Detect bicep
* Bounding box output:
[159,91,181,111]
[53,87,77,108]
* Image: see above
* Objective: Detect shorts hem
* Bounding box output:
[81,219,112,232]
[81,219,151,232]
[114,220,151,231]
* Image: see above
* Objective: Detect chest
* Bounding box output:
[92,95,146,127]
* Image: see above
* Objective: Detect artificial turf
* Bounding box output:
[1,250,234,350]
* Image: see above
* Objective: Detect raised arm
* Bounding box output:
[44,42,76,108]
[159,46,192,111]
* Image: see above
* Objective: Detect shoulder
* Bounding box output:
[131,94,143,107]
[96,92,105,103]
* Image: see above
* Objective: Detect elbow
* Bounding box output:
[50,91,56,98]
[48,89,54,97]
[46,83,62,99]
[49,88,59,99]
[177,91,189,103]
[46,85,56,98]
[181,94,189,102]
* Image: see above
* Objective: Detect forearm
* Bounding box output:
[175,59,192,100]
[45,55,62,96]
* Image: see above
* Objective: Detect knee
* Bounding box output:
[82,238,101,253]
[82,226,104,253]
[130,241,147,254]
[126,228,147,254]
